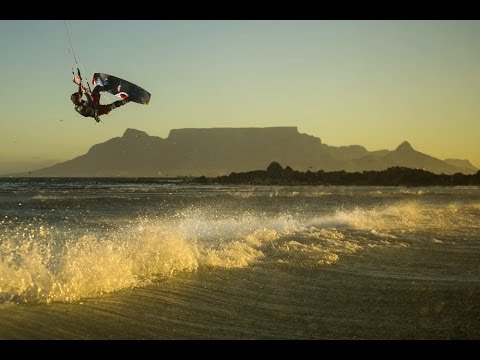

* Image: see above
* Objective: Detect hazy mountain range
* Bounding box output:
[7,127,478,177]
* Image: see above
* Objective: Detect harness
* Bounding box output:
[74,100,96,118]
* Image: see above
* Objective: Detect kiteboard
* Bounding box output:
[92,73,151,105]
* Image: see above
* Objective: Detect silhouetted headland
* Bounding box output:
[190,162,480,186]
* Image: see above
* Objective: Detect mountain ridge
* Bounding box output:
[6,127,478,177]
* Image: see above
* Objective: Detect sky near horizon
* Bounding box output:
[0,20,479,173]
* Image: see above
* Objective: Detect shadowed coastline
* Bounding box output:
[4,163,479,187]
[190,162,480,186]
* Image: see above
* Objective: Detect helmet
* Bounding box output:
[71,93,81,104]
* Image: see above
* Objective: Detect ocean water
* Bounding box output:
[0,178,479,339]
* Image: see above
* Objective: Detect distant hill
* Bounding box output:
[443,159,478,174]
[353,141,464,174]
[0,159,59,175]
[8,127,478,177]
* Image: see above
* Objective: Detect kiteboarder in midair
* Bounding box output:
[70,73,130,123]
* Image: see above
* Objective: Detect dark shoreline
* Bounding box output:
[189,162,480,187]
[2,163,480,187]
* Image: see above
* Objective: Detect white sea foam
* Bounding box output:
[1,200,470,304]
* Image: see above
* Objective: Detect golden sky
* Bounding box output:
[1,20,479,173]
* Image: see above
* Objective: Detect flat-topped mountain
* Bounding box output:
[10,127,478,177]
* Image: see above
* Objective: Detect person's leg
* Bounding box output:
[112,98,130,108]
[91,85,106,104]
[96,104,112,116]
[96,98,130,116]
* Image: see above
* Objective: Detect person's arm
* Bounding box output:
[84,88,94,105]
[75,82,92,105]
